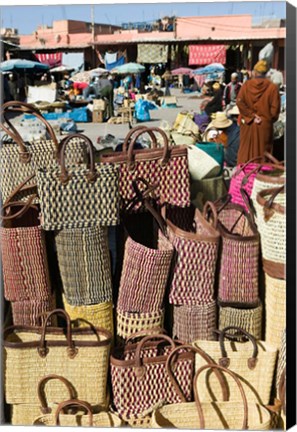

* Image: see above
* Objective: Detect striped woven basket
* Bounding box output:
[116,309,164,342]
[63,295,114,340]
[11,293,56,327]
[276,329,286,392]
[159,205,220,306]
[218,300,263,340]
[172,301,217,343]
[265,274,286,349]
[151,363,271,430]
[55,226,113,306]
[254,186,286,280]
[250,169,285,209]
[205,199,260,306]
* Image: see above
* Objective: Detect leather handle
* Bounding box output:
[37,374,77,414]
[165,344,228,403]
[194,363,249,430]
[0,101,59,161]
[122,125,157,151]
[127,127,170,171]
[125,327,166,344]
[256,186,285,220]
[134,334,176,379]
[58,133,96,184]
[233,153,278,177]
[218,326,258,369]
[55,399,94,426]
[38,309,78,359]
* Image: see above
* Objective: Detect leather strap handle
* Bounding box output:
[125,327,166,344]
[0,101,59,162]
[122,125,157,151]
[256,186,285,220]
[58,133,96,184]
[166,344,228,403]
[218,326,258,369]
[234,152,283,177]
[240,188,256,220]
[194,363,249,430]
[37,374,77,414]
[127,127,170,171]
[38,309,78,359]
[134,334,176,380]
[55,399,94,426]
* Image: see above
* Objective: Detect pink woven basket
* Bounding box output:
[228,153,282,211]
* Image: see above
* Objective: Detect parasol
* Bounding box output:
[111,62,145,74]
[0,59,49,72]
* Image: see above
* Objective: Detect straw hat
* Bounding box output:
[228,105,240,116]
[253,60,269,74]
[210,112,232,128]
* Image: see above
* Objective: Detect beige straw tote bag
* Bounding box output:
[151,362,271,430]
[34,398,123,427]
[4,309,112,408]
[250,165,285,208]
[186,144,221,181]
[116,308,165,342]
[192,326,278,405]
[265,273,286,349]
[10,373,78,426]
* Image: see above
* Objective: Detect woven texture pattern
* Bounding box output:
[229,164,273,211]
[36,163,120,230]
[253,190,286,266]
[250,172,286,208]
[159,215,219,306]
[110,351,193,419]
[34,410,123,427]
[193,339,277,405]
[265,274,286,349]
[118,155,191,209]
[11,294,56,327]
[172,301,217,343]
[218,302,263,340]
[217,206,259,305]
[11,402,61,426]
[151,401,271,430]
[4,329,111,407]
[116,309,164,340]
[0,138,86,204]
[63,295,114,337]
[276,329,286,394]
[55,227,113,305]
[117,236,173,312]
[1,226,51,302]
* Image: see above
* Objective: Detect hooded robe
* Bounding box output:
[236,77,280,164]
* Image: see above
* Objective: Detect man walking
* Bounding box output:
[223,72,242,111]
[236,60,281,163]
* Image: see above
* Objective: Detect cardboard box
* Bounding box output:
[93,99,106,111]
[92,109,104,123]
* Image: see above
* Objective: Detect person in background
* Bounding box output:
[204,82,223,119]
[236,60,281,163]
[241,67,250,83]
[223,72,242,111]
[225,105,241,167]
[96,73,114,118]
[7,73,19,100]
[266,68,284,90]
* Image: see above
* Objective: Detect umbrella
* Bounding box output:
[111,62,145,74]
[0,59,49,72]
[70,68,108,83]
[50,65,74,73]
[171,67,193,75]
[90,67,108,77]
[193,63,225,75]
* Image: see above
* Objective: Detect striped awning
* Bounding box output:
[35,52,63,67]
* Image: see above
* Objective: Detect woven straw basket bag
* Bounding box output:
[0,101,86,204]
[63,295,114,337]
[265,273,286,349]
[151,362,271,430]
[218,300,263,340]
[172,301,217,343]
[11,373,81,426]
[186,144,221,180]
[254,186,286,280]
[34,399,123,427]
[4,309,112,408]
[250,166,285,208]
[116,308,164,342]
[192,326,278,405]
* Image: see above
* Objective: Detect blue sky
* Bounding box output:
[1,2,286,35]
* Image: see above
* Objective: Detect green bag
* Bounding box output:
[195,142,225,174]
